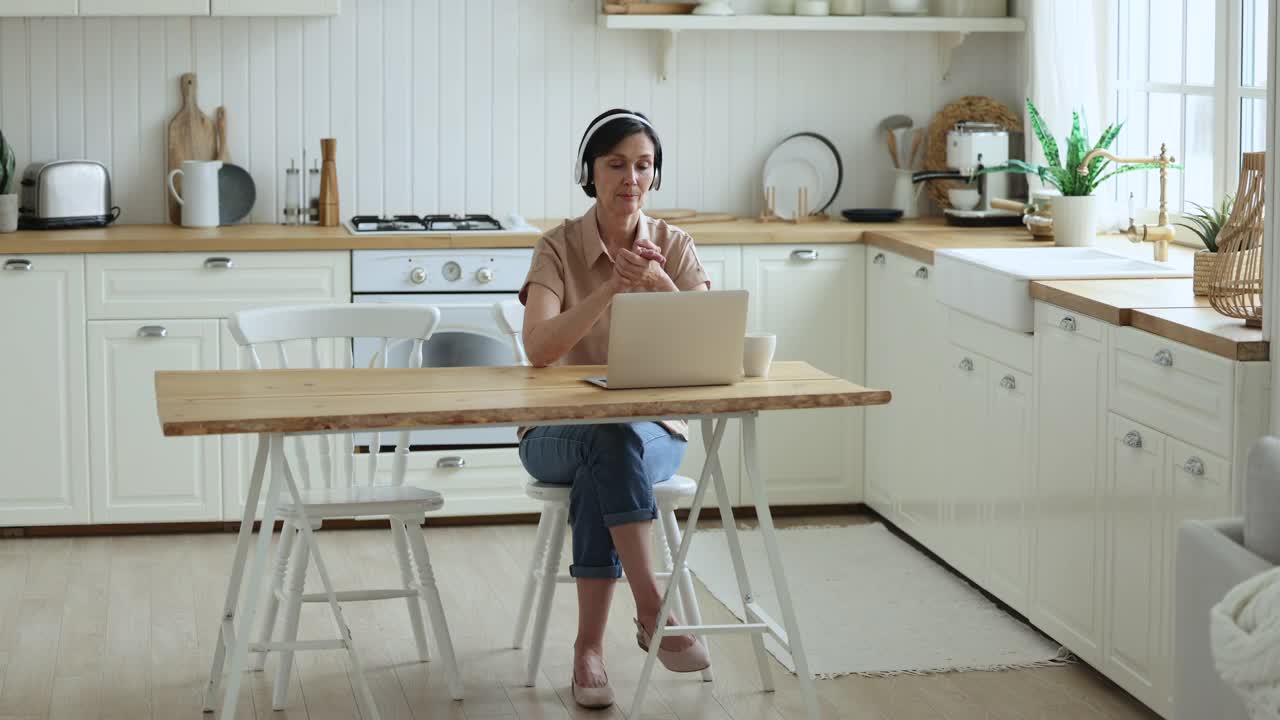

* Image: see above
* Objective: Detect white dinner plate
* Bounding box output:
[762,132,843,218]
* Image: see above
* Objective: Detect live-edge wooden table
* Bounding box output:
[155,361,891,720]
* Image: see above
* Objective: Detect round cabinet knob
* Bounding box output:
[914,266,929,279]
[1123,430,1143,449]
[1059,316,1077,332]
[958,357,974,372]
[1183,457,1206,477]
[410,267,428,285]
[476,267,494,284]
[873,253,886,265]
[999,375,1017,390]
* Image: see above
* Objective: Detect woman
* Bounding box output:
[518,109,712,709]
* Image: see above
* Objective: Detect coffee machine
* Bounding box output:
[912,122,1023,227]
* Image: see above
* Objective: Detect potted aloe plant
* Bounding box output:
[0,130,16,233]
[1178,195,1234,296]
[989,99,1176,247]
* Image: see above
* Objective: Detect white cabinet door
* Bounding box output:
[89,319,222,523]
[79,0,208,14]
[986,361,1032,615]
[211,0,338,14]
[1159,438,1230,714]
[1103,414,1165,709]
[864,249,902,518]
[940,344,988,581]
[741,245,865,505]
[894,256,945,544]
[677,245,743,508]
[0,256,90,526]
[218,322,344,520]
[1031,302,1107,665]
[0,0,76,15]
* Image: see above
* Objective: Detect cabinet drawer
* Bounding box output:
[87,252,350,320]
[947,308,1034,373]
[1036,301,1106,342]
[372,447,540,518]
[1110,328,1234,457]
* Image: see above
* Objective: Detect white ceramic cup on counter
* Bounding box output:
[743,333,778,378]
[167,160,222,228]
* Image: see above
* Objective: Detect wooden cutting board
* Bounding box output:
[647,208,696,220]
[166,73,219,224]
[673,212,736,224]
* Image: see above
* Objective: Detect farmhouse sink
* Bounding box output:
[933,247,1191,333]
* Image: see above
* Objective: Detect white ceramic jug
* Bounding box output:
[167,160,222,228]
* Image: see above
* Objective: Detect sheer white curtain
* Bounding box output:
[1022,0,1116,225]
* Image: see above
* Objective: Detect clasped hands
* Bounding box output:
[611,238,676,293]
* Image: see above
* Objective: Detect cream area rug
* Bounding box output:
[684,523,1069,678]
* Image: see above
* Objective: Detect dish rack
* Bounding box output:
[757,185,828,224]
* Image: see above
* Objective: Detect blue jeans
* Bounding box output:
[519,423,688,579]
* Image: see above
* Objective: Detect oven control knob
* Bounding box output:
[442,261,462,282]
[410,266,427,285]
[476,267,494,284]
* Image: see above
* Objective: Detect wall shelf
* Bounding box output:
[599,13,1026,81]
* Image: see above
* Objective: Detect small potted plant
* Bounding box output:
[0,130,16,233]
[1178,195,1234,296]
[986,99,1175,247]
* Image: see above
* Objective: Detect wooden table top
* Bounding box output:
[155,361,890,437]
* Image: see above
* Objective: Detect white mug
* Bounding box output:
[743,333,778,378]
[167,160,222,228]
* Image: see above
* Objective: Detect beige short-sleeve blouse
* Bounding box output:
[518,205,711,439]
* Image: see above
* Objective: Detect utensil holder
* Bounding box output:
[891,169,923,219]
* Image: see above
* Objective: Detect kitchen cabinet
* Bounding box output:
[0,0,76,15]
[676,245,743,509]
[741,244,865,505]
[211,0,338,15]
[79,0,208,15]
[940,342,989,581]
[1031,302,1108,666]
[0,256,90,526]
[1102,413,1165,710]
[864,249,944,544]
[88,319,222,523]
[984,360,1033,615]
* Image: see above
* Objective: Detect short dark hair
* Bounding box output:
[578,108,663,198]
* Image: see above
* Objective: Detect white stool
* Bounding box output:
[510,474,713,687]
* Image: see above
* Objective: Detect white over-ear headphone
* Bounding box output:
[573,112,662,190]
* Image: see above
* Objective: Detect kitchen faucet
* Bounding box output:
[1076,143,1177,262]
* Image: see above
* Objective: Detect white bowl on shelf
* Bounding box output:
[693,1,735,15]
[947,188,980,211]
[795,0,830,15]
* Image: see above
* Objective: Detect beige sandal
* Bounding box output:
[634,618,711,673]
[571,671,615,709]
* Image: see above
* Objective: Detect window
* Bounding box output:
[1111,0,1268,217]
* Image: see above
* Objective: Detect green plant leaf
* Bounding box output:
[1026,99,1062,170]
[0,129,14,196]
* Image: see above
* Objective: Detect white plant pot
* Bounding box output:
[1052,195,1098,247]
[0,194,17,233]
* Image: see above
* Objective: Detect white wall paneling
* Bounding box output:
[0,0,1019,221]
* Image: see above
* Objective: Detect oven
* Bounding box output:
[351,248,533,448]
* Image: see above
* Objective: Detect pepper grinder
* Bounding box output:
[308,159,321,223]
[318,138,339,227]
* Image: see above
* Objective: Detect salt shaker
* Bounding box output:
[283,159,301,225]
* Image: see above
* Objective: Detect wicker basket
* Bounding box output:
[1192,250,1218,296]
[1208,152,1265,327]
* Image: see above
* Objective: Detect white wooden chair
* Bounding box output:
[227,303,462,712]
[490,299,712,687]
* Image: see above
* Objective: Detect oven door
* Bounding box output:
[352,293,523,447]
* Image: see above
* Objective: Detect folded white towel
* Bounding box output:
[1212,566,1280,720]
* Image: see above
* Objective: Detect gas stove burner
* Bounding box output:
[350,215,429,232]
[422,214,504,232]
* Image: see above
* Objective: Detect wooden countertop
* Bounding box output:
[1130,308,1268,361]
[155,361,890,437]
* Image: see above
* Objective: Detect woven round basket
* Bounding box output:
[923,96,1022,209]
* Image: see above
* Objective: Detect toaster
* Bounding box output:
[18,160,120,229]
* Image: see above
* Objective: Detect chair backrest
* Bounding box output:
[491,299,530,366]
[227,303,443,490]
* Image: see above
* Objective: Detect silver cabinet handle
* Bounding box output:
[915,266,929,279]
[872,253,886,265]
[999,374,1016,390]
[137,325,168,338]
[1153,349,1174,367]
[436,456,466,469]
[958,357,974,372]
[203,257,234,270]
[790,249,819,262]
[1123,430,1143,449]
[3,259,32,271]
[1183,457,1205,477]
[1059,316,1077,332]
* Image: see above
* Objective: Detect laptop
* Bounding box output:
[584,290,749,390]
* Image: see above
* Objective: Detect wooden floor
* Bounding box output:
[0,514,1160,720]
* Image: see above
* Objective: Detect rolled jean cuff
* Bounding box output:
[603,508,657,528]
[569,563,623,579]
